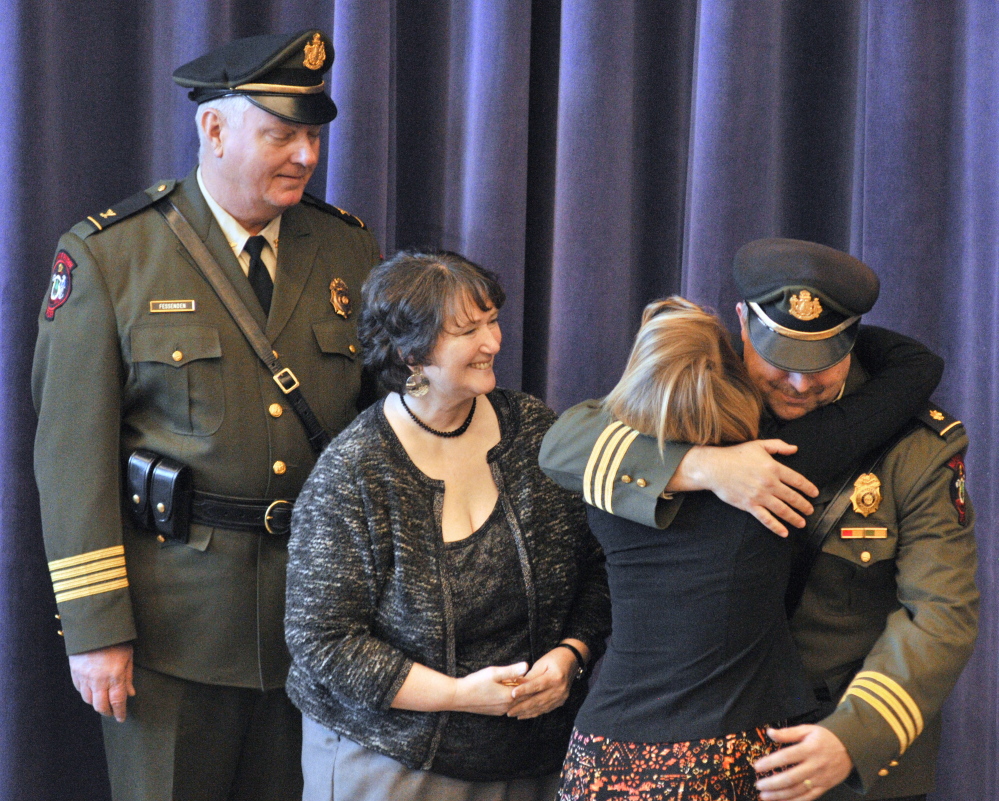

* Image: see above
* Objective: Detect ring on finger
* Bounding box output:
[803,778,814,791]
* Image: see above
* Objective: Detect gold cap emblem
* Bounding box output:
[303,33,326,70]
[789,290,823,321]
[850,473,882,517]
[330,278,351,319]
[930,409,945,421]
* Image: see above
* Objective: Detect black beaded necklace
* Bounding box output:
[399,395,477,438]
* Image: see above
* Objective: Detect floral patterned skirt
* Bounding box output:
[556,725,780,801]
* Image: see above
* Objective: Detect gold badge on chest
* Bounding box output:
[330,278,351,318]
[850,472,882,517]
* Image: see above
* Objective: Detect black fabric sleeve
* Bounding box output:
[772,326,943,486]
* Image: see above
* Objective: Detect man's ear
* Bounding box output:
[735,301,753,347]
[199,107,225,158]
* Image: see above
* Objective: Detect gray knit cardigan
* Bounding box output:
[285,389,611,779]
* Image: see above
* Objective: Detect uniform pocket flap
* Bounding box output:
[822,532,895,567]
[131,325,222,367]
[313,321,359,360]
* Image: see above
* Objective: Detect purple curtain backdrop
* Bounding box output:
[1,1,994,799]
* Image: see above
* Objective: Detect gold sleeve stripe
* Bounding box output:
[845,686,910,753]
[56,578,129,604]
[53,567,128,594]
[50,556,126,583]
[855,671,924,734]
[601,430,640,515]
[583,421,626,506]
[851,677,917,743]
[48,545,125,572]
[592,425,632,510]
[590,425,633,511]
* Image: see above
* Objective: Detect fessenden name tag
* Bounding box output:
[149,300,196,313]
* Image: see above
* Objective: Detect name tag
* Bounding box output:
[841,527,888,539]
[149,300,196,313]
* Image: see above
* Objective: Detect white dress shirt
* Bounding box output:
[197,167,281,282]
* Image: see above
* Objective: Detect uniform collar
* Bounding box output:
[196,167,281,258]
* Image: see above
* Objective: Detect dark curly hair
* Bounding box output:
[358,251,506,393]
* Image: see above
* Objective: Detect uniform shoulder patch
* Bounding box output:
[300,193,366,228]
[70,179,177,239]
[947,452,969,526]
[916,406,963,438]
[44,251,77,321]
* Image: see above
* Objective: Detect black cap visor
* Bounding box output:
[747,314,858,373]
[247,92,337,125]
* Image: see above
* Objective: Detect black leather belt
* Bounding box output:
[190,492,295,536]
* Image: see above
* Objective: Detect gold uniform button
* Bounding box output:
[348,344,357,354]
[636,478,648,488]
[878,769,889,777]
[132,494,141,504]
[54,614,61,620]
[861,551,872,563]
[889,761,899,767]
[57,630,64,637]
[268,403,283,418]
[157,534,166,543]
[273,461,287,475]
[620,475,632,484]
[156,502,166,513]
[172,350,183,362]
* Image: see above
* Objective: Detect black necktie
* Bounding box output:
[244,235,273,316]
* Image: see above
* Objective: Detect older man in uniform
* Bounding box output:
[33,31,379,801]
[539,238,977,801]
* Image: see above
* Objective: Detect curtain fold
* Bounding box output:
[1,2,995,798]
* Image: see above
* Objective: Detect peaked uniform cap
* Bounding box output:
[172,30,337,125]
[734,238,880,373]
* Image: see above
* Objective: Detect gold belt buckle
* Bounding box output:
[264,499,293,535]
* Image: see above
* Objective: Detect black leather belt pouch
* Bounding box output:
[150,457,193,544]
[126,450,193,544]
[127,449,160,530]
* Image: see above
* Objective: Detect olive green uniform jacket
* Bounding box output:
[33,171,380,690]
[539,377,977,798]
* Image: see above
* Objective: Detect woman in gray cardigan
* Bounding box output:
[285,251,611,801]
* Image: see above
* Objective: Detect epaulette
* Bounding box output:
[917,406,964,438]
[70,179,177,239]
[301,192,366,228]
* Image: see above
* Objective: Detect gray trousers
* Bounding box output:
[302,716,560,801]
[101,664,302,801]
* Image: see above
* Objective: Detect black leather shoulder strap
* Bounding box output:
[154,198,331,455]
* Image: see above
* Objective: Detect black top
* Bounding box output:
[577,496,813,741]
[432,505,535,776]
[574,330,944,743]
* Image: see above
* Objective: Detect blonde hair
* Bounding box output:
[604,297,762,449]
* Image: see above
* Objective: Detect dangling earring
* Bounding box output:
[405,366,430,397]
